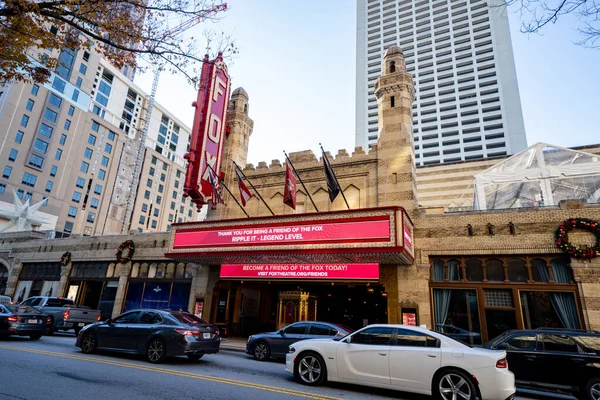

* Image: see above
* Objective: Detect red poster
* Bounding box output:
[220,264,379,280]
[403,313,416,326]
[173,219,390,249]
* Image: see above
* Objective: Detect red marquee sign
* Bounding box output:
[184,53,231,208]
[220,264,379,280]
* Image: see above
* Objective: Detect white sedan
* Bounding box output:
[286,324,515,400]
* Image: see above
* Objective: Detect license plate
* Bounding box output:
[27,319,38,324]
[78,323,85,327]
[203,333,211,339]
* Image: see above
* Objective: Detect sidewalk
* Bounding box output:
[220,337,247,353]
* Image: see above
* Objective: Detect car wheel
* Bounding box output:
[80,332,97,354]
[146,338,166,364]
[29,334,42,340]
[187,353,204,362]
[295,352,327,386]
[582,378,600,400]
[434,369,477,400]
[253,341,270,361]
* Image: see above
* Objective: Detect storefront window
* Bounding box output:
[124,282,144,312]
[521,291,580,330]
[433,289,481,345]
[169,283,191,311]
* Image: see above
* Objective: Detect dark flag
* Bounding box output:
[322,150,341,202]
[283,163,297,210]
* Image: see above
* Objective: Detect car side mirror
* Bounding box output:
[279,330,285,337]
[344,337,352,344]
[106,318,112,325]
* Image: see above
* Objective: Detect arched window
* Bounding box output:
[507,258,528,282]
[431,259,445,281]
[448,259,461,281]
[485,259,504,282]
[244,103,248,115]
[551,258,571,283]
[389,61,396,73]
[465,259,483,281]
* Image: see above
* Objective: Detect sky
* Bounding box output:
[134,0,600,167]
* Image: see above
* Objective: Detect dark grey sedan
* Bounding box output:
[75,309,221,363]
[246,321,353,361]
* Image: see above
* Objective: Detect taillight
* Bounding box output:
[496,358,508,368]
[97,314,101,321]
[7,316,18,322]
[46,317,52,323]
[213,329,220,336]
[175,329,200,336]
[63,309,70,320]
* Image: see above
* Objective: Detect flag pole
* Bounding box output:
[207,164,250,218]
[320,143,350,210]
[233,161,275,216]
[284,151,319,212]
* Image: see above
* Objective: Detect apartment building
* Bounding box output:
[356,0,527,165]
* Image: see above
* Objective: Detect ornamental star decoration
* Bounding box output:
[0,190,47,232]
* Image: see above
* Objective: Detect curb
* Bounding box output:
[220,345,246,353]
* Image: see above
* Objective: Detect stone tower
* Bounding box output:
[375,46,418,214]
[209,87,254,220]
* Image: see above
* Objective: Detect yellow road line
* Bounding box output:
[0,344,342,400]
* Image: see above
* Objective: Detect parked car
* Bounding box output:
[76,309,221,363]
[286,324,515,400]
[436,324,482,344]
[484,328,600,400]
[20,296,102,335]
[0,304,51,340]
[246,321,354,361]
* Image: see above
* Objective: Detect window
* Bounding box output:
[151,156,157,165]
[3,166,12,178]
[283,323,309,335]
[59,134,67,145]
[49,93,62,108]
[114,311,140,324]
[149,167,155,176]
[34,139,49,154]
[98,169,106,181]
[147,178,153,187]
[174,180,179,189]
[0,184,5,194]
[83,51,90,61]
[72,191,82,203]
[139,312,162,324]
[170,202,175,210]
[44,108,58,123]
[68,106,75,116]
[101,156,109,167]
[22,173,37,187]
[84,148,93,159]
[542,334,579,353]
[39,123,53,138]
[172,191,177,199]
[144,191,150,200]
[91,121,99,132]
[153,208,159,217]
[76,177,85,188]
[45,181,53,193]
[151,220,157,228]
[50,165,58,177]
[505,335,537,351]
[395,329,438,347]
[75,77,83,88]
[90,198,99,209]
[72,89,79,102]
[139,215,145,224]
[63,221,74,233]
[160,173,166,182]
[31,85,39,96]
[108,131,115,141]
[156,196,161,205]
[15,130,24,144]
[351,327,394,345]
[26,99,35,111]
[308,324,336,336]
[64,120,71,131]
[94,184,102,195]
[176,170,181,178]
[104,143,112,154]
[87,212,96,223]
[20,114,29,127]
[158,184,164,193]
[28,154,44,169]
[8,149,18,161]
[80,161,89,173]
[16,189,23,199]
[68,206,77,217]
[55,148,62,160]
[79,63,87,75]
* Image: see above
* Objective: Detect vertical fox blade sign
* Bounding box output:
[184,53,231,210]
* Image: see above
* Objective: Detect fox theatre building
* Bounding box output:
[166,207,415,336]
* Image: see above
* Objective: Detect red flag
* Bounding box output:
[283,163,296,210]
[235,168,252,207]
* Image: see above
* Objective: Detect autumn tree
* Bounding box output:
[502,0,600,48]
[0,0,235,85]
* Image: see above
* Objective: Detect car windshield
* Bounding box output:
[170,312,209,325]
[6,305,41,314]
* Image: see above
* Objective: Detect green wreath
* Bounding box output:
[60,251,71,266]
[116,240,135,263]
[555,218,600,260]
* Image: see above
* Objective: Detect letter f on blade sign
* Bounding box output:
[213,76,226,101]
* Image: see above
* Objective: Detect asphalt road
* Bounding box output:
[0,333,542,400]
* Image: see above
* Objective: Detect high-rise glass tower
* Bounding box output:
[356,0,527,165]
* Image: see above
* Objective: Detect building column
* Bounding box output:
[111,262,132,318]
[571,258,600,330]
[202,266,220,323]
[57,263,73,298]
[187,263,208,314]
[5,261,22,298]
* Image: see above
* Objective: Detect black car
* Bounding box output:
[485,328,600,400]
[0,304,51,340]
[246,321,353,361]
[75,309,221,363]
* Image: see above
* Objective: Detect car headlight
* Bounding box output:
[247,335,254,342]
[288,345,295,354]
